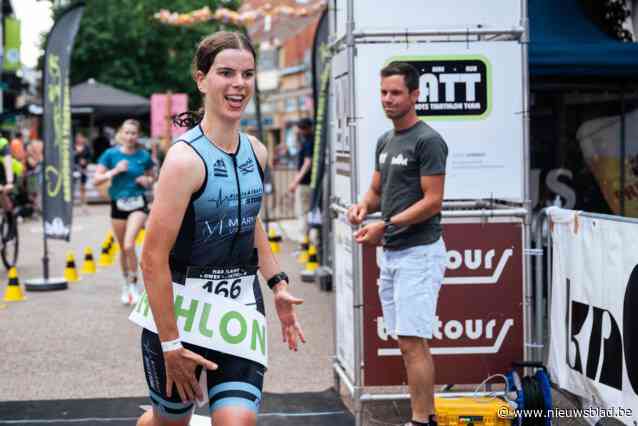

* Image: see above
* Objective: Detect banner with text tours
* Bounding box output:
[43,3,84,240]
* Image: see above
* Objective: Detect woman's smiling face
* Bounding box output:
[196,48,255,122]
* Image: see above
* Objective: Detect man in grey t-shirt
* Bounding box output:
[348,62,448,426]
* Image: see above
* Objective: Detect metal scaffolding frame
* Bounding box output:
[327,1,532,424]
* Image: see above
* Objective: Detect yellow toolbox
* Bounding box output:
[436,396,515,426]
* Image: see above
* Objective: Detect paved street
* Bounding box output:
[0,204,347,424]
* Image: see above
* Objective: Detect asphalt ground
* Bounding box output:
[0,390,352,425]
[0,204,347,425]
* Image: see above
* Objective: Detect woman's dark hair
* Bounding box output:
[380,62,420,92]
[174,31,257,128]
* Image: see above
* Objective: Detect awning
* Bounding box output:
[71,79,149,118]
[529,0,638,77]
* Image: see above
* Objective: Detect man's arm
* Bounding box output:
[361,171,382,213]
[288,157,312,192]
[353,174,444,246]
[387,174,444,226]
[347,171,382,225]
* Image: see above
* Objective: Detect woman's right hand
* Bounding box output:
[164,347,218,402]
[114,159,128,174]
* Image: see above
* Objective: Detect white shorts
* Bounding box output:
[379,238,447,339]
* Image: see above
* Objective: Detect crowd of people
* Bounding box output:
[0,131,44,220]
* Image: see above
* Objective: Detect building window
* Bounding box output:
[285,97,297,112]
[285,125,298,158]
[258,48,279,71]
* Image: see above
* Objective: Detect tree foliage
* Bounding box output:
[43,0,241,107]
[582,0,633,41]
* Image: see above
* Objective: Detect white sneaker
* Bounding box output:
[129,282,141,305]
[120,283,131,305]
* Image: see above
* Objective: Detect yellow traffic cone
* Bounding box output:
[136,228,146,246]
[104,233,115,257]
[64,251,80,282]
[104,230,114,249]
[268,227,282,253]
[297,234,309,264]
[107,239,116,258]
[98,242,113,267]
[3,267,25,302]
[111,241,120,256]
[301,244,319,283]
[305,244,319,272]
[81,246,97,274]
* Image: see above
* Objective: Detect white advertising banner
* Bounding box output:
[333,0,522,42]
[548,207,638,424]
[353,42,524,201]
[334,215,356,379]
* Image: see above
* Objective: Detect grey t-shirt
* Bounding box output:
[374,121,448,250]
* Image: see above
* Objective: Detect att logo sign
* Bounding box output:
[565,265,638,393]
[395,57,490,118]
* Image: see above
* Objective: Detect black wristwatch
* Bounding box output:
[384,217,392,229]
[267,272,289,290]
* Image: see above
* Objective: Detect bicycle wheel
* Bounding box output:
[1,212,19,269]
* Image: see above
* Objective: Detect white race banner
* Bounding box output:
[129,283,268,367]
[548,207,638,424]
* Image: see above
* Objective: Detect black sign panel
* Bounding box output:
[405,57,490,118]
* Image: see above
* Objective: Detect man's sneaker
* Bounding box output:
[121,283,131,305]
[129,282,141,305]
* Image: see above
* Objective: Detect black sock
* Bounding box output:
[411,421,427,426]
[429,414,438,426]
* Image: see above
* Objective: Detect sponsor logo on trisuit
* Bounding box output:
[238,158,255,174]
[214,159,228,177]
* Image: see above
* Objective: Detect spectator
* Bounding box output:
[74,131,93,210]
[287,117,314,239]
